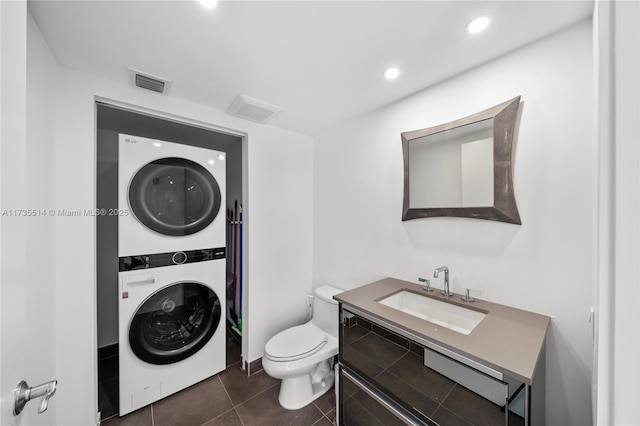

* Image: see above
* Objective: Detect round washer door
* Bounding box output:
[128,157,222,236]
[129,282,222,365]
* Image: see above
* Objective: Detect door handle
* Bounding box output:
[127,278,155,286]
[13,379,57,415]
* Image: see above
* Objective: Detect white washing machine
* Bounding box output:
[118,256,226,415]
[118,133,226,257]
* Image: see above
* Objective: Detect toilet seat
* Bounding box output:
[264,323,328,362]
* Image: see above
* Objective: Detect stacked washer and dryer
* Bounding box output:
[117,134,227,415]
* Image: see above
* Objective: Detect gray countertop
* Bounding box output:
[334,277,550,385]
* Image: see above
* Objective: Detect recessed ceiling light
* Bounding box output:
[466,16,490,34]
[199,0,218,9]
[384,68,400,80]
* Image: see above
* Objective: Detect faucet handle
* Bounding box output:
[418,277,433,292]
[461,288,481,303]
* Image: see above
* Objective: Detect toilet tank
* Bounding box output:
[312,285,343,337]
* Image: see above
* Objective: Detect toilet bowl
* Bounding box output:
[262,285,343,410]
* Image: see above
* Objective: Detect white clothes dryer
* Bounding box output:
[118,134,226,257]
[118,253,226,415]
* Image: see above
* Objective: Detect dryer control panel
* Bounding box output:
[119,247,225,271]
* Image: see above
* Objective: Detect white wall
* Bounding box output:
[0,4,60,425]
[0,2,29,425]
[595,0,640,424]
[610,2,640,422]
[244,124,315,361]
[314,20,594,426]
[19,16,314,424]
[24,10,59,425]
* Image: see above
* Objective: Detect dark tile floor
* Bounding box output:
[98,333,336,426]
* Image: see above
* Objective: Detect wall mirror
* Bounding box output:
[402,96,522,224]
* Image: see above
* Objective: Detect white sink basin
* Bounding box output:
[377,290,486,335]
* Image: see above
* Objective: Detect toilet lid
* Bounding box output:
[264,323,328,362]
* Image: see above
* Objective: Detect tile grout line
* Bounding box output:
[192,372,244,426]
[213,373,247,426]
[312,388,337,425]
[385,349,411,371]
[323,410,336,425]
[233,380,280,409]
[198,407,243,426]
[233,406,246,426]
[343,328,371,347]
[224,372,281,409]
[310,401,325,425]
[432,382,458,418]
[216,373,235,406]
[216,367,236,407]
[370,349,456,421]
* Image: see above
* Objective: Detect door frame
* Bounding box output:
[94,97,249,421]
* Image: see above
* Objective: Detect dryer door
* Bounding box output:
[129,282,222,365]
[128,157,222,236]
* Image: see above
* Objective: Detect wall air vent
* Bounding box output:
[128,68,172,95]
[226,95,283,124]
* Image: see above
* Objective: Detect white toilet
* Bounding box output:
[262,285,343,410]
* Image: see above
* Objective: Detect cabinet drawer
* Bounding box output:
[425,347,508,406]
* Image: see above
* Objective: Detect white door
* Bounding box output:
[1,1,58,424]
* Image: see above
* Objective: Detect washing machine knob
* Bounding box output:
[172,251,187,265]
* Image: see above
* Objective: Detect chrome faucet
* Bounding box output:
[433,266,451,298]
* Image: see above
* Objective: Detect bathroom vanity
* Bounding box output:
[334,278,549,426]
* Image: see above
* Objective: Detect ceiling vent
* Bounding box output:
[226,95,283,124]
[128,68,171,95]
